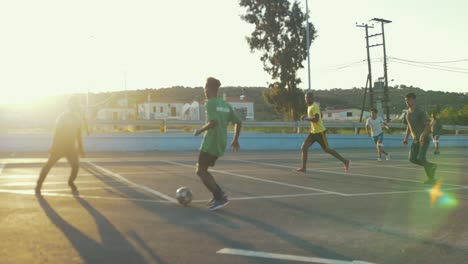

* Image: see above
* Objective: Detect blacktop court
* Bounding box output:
[1,147,467,264]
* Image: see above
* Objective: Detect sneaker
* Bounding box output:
[206,197,216,206]
[385,154,390,161]
[208,196,229,211]
[294,168,306,173]
[424,178,437,185]
[344,160,350,173]
[377,157,382,161]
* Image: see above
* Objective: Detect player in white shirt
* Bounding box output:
[366,108,390,161]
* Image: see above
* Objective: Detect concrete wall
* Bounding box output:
[0,133,466,152]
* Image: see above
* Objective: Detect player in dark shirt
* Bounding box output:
[402,93,437,184]
[35,96,85,195]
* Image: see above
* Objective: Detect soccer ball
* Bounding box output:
[176,186,193,206]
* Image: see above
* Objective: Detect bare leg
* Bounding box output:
[36,153,62,194]
[196,164,223,200]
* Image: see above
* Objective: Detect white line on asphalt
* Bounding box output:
[216,248,376,264]
[86,161,178,203]
[162,160,347,196]
[234,159,468,188]
[0,179,121,187]
[350,161,464,175]
[0,188,170,203]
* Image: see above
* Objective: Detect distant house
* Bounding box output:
[321,108,370,121]
[224,94,254,121]
[138,95,201,120]
[96,98,136,121]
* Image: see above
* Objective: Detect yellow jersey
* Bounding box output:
[308,103,326,134]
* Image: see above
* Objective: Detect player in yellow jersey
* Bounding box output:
[296,92,350,173]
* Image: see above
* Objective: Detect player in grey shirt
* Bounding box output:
[402,93,437,184]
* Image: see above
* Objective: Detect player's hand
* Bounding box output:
[402,139,408,146]
[193,129,201,136]
[231,140,240,152]
[301,115,308,121]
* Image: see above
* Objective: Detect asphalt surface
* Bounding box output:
[1,147,467,264]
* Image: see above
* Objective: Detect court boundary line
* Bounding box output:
[86,161,178,203]
[162,160,347,196]
[233,159,468,188]
[216,248,376,264]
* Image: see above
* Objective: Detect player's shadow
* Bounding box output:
[80,163,281,263]
[37,195,157,264]
[260,194,465,256]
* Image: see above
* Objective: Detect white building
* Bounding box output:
[225,95,254,121]
[322,108,370,121]
[96,98,136,121]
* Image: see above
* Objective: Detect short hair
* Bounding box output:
[370,108,377,113]
[305,91,314,97]
[405,93,416,99]
[205,77,221,94]
[68,95,81,110]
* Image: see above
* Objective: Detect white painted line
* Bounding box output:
[0,179,121,187]
[162,160,347,196]
[0,188,170,203]
[234,159,468,188]
[345,186,468,197]
[191,192,333,203]
[86,161,178,203]
[351,161,465,175]
[217,248,376,264]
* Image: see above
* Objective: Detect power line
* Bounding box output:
[389,56,468,64]
[390,57,468,71]
[390,60,468,74]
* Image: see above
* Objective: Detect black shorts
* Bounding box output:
[198,151,218,167]
[304,132,329,149]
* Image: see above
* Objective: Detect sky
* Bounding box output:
[0,0,467,106]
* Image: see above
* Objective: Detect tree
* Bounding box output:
[240,0,317,121]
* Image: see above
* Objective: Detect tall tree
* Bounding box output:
[240,0,317,120]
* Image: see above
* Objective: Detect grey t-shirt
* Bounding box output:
[405,107,428,140]
[50,111,82,153]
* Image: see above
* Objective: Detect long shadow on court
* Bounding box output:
[37,195,152,264]
[81,162,353,263]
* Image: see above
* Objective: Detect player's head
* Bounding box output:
[305,91,314,105]
[205,77,221,99]
[370,108,377,118]
[67,95,81,114]
[405,93,416,108]
[431,111,438,119]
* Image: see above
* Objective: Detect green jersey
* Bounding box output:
[200,98,241,157]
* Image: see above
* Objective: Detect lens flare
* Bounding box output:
[429,183,443,205]
[429,182,458,208]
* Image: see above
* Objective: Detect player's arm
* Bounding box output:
[231,120,242,152]
[76,128,85,157]
[383,121,390,130]
[194,119,218,136]
[366,125,371,137]
[420,117,431,144]
[230,108,242,152]
[194,100,218,136]
[303,113,320,123]
[403,124,410,145]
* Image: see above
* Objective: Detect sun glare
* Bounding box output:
[0,89,53,107]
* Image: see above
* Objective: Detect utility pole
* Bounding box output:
[356,23,375,109]
[305,0,311,91]
[371,18,392,122]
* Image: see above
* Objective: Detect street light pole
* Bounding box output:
[305,0,311,91]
